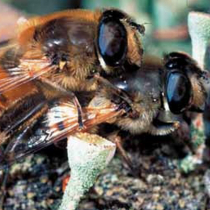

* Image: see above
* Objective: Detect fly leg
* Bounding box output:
[114,135,134,171]
[37,77,84,129]
[108,131,135,172]
[94,75,133,110]
[107,131,145,179]
[72,96,84,129]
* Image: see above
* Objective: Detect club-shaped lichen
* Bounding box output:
[59,132,116,210]
[179,12,210,172]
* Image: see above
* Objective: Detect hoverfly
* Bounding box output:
[92,52,209,155]
[0,8,144,127]
[0,8,144,91]
[0,8,145,166]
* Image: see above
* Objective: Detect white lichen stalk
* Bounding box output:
[180,12,210,172]
[188,12,210,69]
[59,132,116,210]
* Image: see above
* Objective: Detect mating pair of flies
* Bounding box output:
[0,8,208,170]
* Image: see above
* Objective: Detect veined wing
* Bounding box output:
[0,43,56,93]
[0,98,123,168]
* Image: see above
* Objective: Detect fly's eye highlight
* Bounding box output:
[165,71,191,114]
[98,15,127,67]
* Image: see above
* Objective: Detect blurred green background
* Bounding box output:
[1,0,210,57]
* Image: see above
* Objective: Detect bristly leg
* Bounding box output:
[114,135,133,170]
[94,74,133,110]
[107,132,141,177]
[37,77,85,129]
[72,96,84,129]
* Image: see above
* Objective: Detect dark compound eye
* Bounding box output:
[165,58,190,70]
[102,10,126,20]
[98,17,127,67]
[164,52,194,71]
[166,71,191,114]
[165,58,180,69]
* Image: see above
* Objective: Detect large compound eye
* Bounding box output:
[166,71,191,114]
[98,17,127,67]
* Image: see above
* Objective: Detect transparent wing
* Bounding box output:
[0,48,55,93]
[0,98,122,168]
